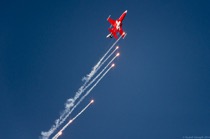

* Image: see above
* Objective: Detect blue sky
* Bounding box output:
[0,0,210,139]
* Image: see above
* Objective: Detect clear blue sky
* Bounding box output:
[0,0,210,139]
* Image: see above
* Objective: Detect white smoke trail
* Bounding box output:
[41,38,121,139]
[48,65,113,139]
[52,55,118,130]
[50,59,117,136]
[50,55,118,139]
[52,100,94,139]
[54,64,114,135]
[82,35,122,82]
[82,49,119,92]
[73,64,114,109]
[94,46,119,74]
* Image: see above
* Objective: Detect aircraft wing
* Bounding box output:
[107,17,115,26]
[108,28,118,39]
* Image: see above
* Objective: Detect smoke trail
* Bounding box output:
[52,56,118,131]
[41,39,121,139]
[94,46,119,74]
[75,65,114,108]
[61,48,118,126]
[52,100,94,139]
[82,50,119,92]
[50,55,118,139]
[43,65,113,139]
[56,64,114,131]
[82,35,122,82]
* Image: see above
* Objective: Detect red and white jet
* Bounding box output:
[106,10,127,39]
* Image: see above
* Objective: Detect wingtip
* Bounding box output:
[107,15,111,20]
[125,10,128,13]
[123,32,127,39]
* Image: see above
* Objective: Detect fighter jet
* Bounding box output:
[106,10,127,39]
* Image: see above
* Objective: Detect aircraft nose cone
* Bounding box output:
[125,10,128,13]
